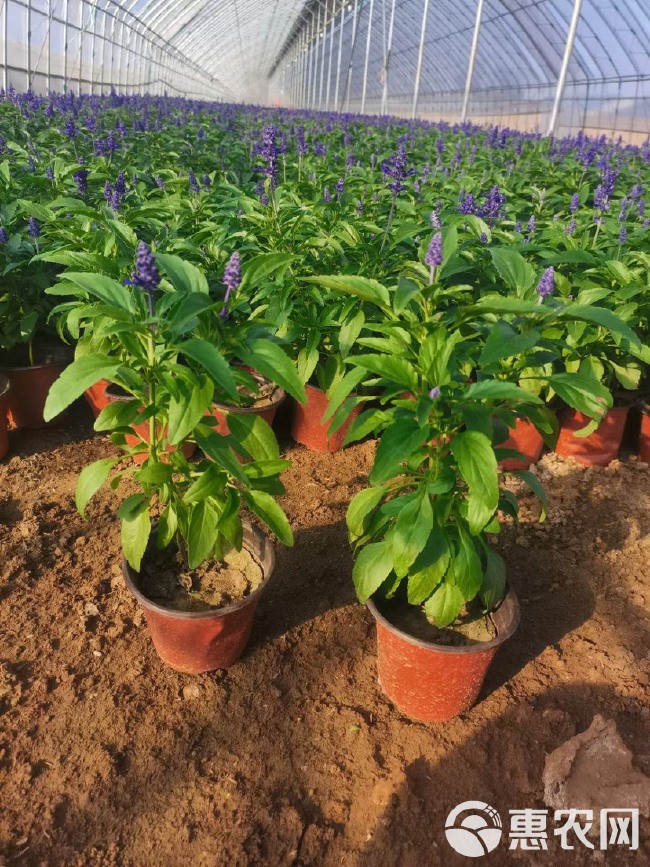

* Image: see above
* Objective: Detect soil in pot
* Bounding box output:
[554,407,628,467]
[0,342,73,429]
[0,374,10,459]
[291,383,360,453]
[104,385,196,464]
[122,522,275,673]
[368,588,519,723]
[209,374,285,437]
[138,544,264,612]
[499,418,544,471]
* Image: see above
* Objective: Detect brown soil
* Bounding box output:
[138,544,264,612]
[377,597,498,646]
[0,402,649,867]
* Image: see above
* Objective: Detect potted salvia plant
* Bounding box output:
[313,233,639,721]
[43,244,299,673]
[267,275,366,453]
[0,209,72,427]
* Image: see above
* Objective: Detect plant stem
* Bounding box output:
[28,336,34,367]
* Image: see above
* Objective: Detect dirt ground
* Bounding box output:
[0,400,649,867]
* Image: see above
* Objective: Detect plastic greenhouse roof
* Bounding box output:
[119,0,649,104]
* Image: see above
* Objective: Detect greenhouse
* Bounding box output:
[0,1,649,865]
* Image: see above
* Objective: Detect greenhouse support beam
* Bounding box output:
[63,0,69,89]
[308,12,316,108]
[461,0,485,123]
[344,0,359,112]
[312,5,321,108]
[2,0,7,90]
[361,0,375,114]
[548,0,585,135]
[412,0,431,119]
[334,3,345,111]
[326,0,335,110]
[318,5,327,109]
[27,0,32,89]
[381,0,397,116]
[47,0,52,91]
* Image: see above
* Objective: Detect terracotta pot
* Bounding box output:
[0,344,72,429]
[208,386,286,437]
[122,522,275,673]
[499,419,544,471]
[291,383,360,453]
[555,407,628,467]
[85,378,112,418]
[639,410,650,464]
[104,385,196,465]
[367,588,520,723]
[0,374,10,460]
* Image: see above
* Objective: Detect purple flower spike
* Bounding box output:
[425,232,443,267]
[618,227,628,246]
[429,386,441,400]
[537,266,555,300]
[220,251,241,320]
[126,242,161,322]
[570,192,580,214]
[27,217,40,238]
[0,227,8,244]
[323,186,331,203]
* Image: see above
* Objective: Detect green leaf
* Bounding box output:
[304,275,391,309]
[352,541,394,603]
[17,199,55,222]
[559,305,640,347]
[393,276,421,314]
[346,485,389,541]
[407,529,450,604]
[471,296,547,315]
[183,464,228,504]
[167,293,214,335]
[490,248,536,294]
[44,355,121,421]
[323,367,367,423]
[120,501,151,571]
[241,252,296,289]
[481,549,507,610]
[393,492,433,577]
[243,490,293,546]
[238,340,305,404]
[450,431,499,534]
[94,397,141,432]
[424,576,465,627]
[187,501,220,568]
[510,470,548,520]
[466,380,543,404]
[339,310,365,359]
[226,413,280,461]
[370,417,426,484]
[479,322,541,364]
[156,253,209,294]
[178,338,238,402]
[351,354,418,392]
[75,458,118,516]
[454,526,483,600]
[194,426,249,485]
[549,372,612,420]
[167,376,213,445]
[134,462,174,485]
[63,272,135,313]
